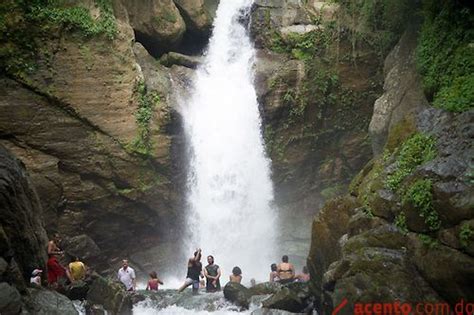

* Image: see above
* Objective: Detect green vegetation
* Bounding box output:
[321,184,345,200]
[0,0,117,77]
[394,211,408,234]
[459,223,473,248]
[334,0,412,58]
[154,7,178,27]
[416,0,474,112]
[269,25,336,60]
[30,0,117,40]
[129,80,161,156]
[403,179,440,232]
[385,133,436,191]
[418,234,439,248]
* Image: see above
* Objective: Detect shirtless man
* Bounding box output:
[277,255,295,283]
[178,249,203,294]
[47,233,64,256]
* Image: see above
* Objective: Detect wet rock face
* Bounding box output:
[22,288,79,315]
[253,0,378,266]
[0,145,48,290]
[369,27,429,156]
[0,0,185,274]
[308,25,474,313]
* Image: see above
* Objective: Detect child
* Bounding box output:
[30,269,42,286]
[229,266,242,284]
[146,271,163,291]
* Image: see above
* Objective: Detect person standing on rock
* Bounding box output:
[69,256,87,282]
[47,233,64,256]
[277,255,295,284]
[204,255,221,292]
[178,248,203,294]
[117,259,136,292]
[47,253,69,289]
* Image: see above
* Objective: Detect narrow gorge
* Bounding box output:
[0,0,472,314]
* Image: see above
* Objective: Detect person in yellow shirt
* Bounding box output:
[68,256,87,281]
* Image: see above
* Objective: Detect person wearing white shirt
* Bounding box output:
[117,259,136,291]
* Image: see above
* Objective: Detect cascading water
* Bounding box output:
[181,0,278,282]
[133,1,277,313]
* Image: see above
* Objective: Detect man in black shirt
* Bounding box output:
[178,249,203,294]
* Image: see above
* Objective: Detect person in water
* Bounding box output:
[146,271,163,291]
[296,266,310,282]
[204,255,221,292]
[269,263,280,282]
[229,266,242,284]
[178,248,203,294]
[277,255,295,283]
[117,259,136,291]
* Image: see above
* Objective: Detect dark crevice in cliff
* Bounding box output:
[134,30,210,58]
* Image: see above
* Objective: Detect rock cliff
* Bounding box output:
[308,20,473,314]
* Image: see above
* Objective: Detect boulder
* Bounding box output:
[160,52,203,69]
[87,276,132,314]
[223,282,251,309]
[22,287,78,315]
[173,0,212,34]
[63,235,100,261]
[261,282,310,313]
[0,282,22,315]
[248,282,282,296]
[123,0,185,54]
[65,280,89,301]
[411,236,474,305]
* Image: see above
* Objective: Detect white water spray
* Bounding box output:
[181,0,278,282]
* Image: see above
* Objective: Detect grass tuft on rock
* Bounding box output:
[385,133,436,191]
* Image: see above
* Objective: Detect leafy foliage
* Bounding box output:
[385,133,437,191]
[395,211,408,234]
[129,81,161,156]
[403,179,440,231]
[334,0,412,57]
[0,0,117,76]
[416,0,474,112]
[459,223,473,248]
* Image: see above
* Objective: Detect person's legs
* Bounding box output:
[178,278,193,292]
[192,280,200,295]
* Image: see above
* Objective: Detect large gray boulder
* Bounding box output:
[87,276,132,314]
[369,28,429,156]
[22,288,78,315]
[123,0,186,54]
[0,282,22,315]
[0,145,48,290]
[262,282,311,313]
[223,282,251,309]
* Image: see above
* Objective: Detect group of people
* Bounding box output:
[30,234,88,289]
[33,235,309,294]
[166,249,310,295]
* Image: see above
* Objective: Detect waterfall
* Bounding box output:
[180,0,278,282]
